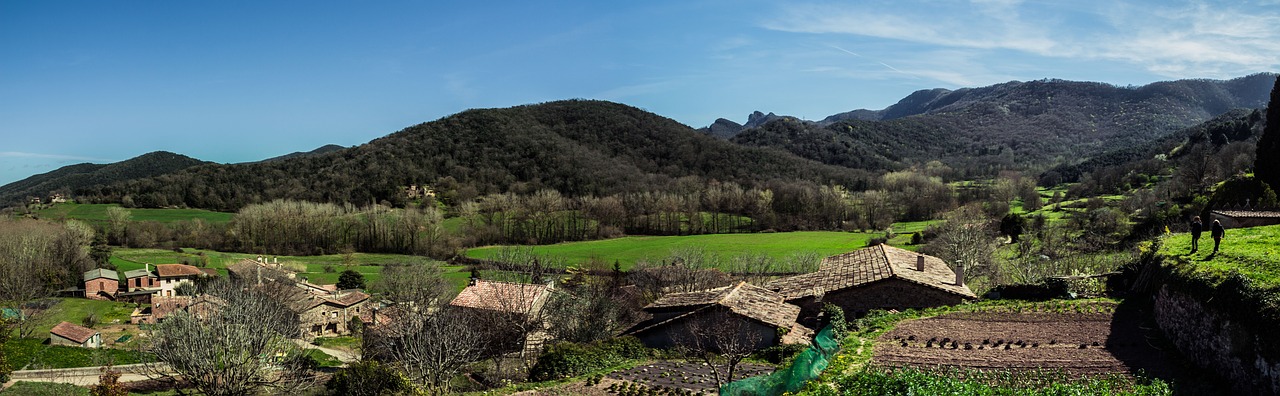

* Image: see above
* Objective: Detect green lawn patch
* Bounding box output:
[27,298,135,336]
[466,231,878,270]
[111,248,471,291]
[34,203,233,224]
[4,338,147,371]
[1158,225,1280,288]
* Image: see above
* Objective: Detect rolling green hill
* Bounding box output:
[0,151,208,207]
[62,100,870,210]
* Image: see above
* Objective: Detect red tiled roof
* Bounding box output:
[449,280,551,314]
[155,264,205,278]
[50,321,98,344]
[327,291,370,307]
[765,244,975,300]
[643,282,801,330]
[1213,210,1280,218]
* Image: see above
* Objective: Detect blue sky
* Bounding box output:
[2,0,1279,186]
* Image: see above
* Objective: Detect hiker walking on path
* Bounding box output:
[1190,216,1203,252]
[1211,219,1226,254]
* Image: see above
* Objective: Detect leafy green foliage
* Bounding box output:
[1256,75,1280,191]
[337,269,366,290]
[824,367,1170,396]
[528,336,650,382]
[325,360,413,396]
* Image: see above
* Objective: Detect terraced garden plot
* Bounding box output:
[872,308,1171,378]
[603,360,776,395]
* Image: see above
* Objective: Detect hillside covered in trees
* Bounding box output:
[44,100,869,211]
[0,151,208,206]
[728,74,1275,177]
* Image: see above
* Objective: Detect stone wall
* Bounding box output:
[793,278,968,320]
[1154,285,1280,395]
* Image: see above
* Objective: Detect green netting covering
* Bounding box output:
[721,324,841,396]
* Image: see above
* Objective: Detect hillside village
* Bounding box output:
[0,74,1278,395]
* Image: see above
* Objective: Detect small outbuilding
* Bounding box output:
[83,268,119,301]
[766,244,976,320]
[624,282,811,352]
[50,321,101,348]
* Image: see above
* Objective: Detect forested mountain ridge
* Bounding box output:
[255,144,346,163]
[729,73,1277,177]
[52,100,869,210]
[0,151,208,205]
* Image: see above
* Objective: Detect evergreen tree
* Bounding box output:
[337,270,366,290]
[1256,76,1280,191]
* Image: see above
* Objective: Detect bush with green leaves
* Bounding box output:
[529,336,650,382]
[324,360,413,396]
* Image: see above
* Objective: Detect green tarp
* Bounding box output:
[721,324,841,396]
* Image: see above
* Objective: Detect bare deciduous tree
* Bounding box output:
[0,219,94,338]
[143,280,315,396]
[365,307,487,393]
[674,309,765,388]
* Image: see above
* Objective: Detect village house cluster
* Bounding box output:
[74,257,373,347]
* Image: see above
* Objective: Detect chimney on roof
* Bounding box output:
[916,255,925,272]
[955,262,965,287]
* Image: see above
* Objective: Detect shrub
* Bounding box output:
[82,313,99,328]
[529,336,650,382]
[325,360,411,396]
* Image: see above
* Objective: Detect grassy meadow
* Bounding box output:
[1159,224,1280,288]
[465,230,926,270]
[34,203,234,224]
[110,248,471,290]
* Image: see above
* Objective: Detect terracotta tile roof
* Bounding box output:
[155,264,205,278]
[326,290,370,307]
[643,282,801,330]
[83,268,118,282]
[150,296,194,321]
[1213,210,1280,218]
[765,244,976,300]
[449,280,551,314]
[50,321,98,344]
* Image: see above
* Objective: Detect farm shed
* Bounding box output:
[624,282,811,352]
[767,244,976,320]
[50,321,101,348]
[82,268,119,301]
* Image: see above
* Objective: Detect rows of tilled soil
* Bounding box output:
[872,310,1172,377]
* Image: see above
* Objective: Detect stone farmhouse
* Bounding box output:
[83,268,119,301]
[766,244,976,321]
[50,321,101,348]
[291,289,371,338]
[624,282,811,351]
[449,279,555,353]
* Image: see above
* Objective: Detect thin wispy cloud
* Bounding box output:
[763,0,1280,80]
[0,152,114,162]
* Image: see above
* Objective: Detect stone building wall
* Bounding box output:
[1154,285,1280,395]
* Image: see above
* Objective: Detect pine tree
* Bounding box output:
[1256,76,1280,191]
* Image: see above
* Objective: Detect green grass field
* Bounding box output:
[4,338,147,371]
[1159,224,1280,288]
[25,298,136,336]
[466,230,895,270]
[111,248,471,290]
[34,203,233,224]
